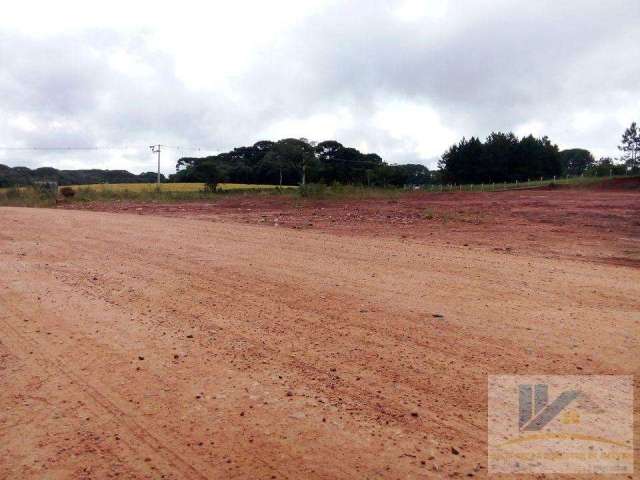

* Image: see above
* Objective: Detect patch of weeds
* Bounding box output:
[0,186,56,207]
[423,209,435,220]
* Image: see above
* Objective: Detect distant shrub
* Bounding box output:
[59,186,75,197]
[298,183,327,198]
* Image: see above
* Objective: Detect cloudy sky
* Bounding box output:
[1,0,639,174]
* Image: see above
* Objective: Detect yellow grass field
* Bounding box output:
[64,183,296,192]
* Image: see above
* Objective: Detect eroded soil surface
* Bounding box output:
[1,194,639,479]
[62,188,640,267]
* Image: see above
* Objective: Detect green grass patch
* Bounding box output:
[297,183,405,199]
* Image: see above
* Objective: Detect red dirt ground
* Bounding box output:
[61,188,640,268]
[1,186,638,479]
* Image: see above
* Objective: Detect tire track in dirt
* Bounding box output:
[20,213,631,472]
[32,244,462,476]
[0,274,293,479]
[45,228,492,437]
[1,207,638,479]
[0,300,213,480]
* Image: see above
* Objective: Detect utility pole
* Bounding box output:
[150,145,161,189]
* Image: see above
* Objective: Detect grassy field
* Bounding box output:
[0,183,297,207]
[0,176,632,207]
[63,182,297,192]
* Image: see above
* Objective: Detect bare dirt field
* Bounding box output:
[64,187,640,267]
[2,188,639,479]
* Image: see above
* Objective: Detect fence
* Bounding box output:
[421,174,627,193]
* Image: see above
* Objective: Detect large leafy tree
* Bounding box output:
[260,148,295,186]
[265,138,316,185]
[314,141,383,184]
[558,149,595,176]
[191,159,222,191]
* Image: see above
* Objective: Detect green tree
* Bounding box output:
[558,149,595,176]
[193,160,222,191]
[584,157,627,177]
[439,136,483,183]
[171,138,390,186]
[619,122,640,172]
[439,133,561,184]
[268,138,316,185]
[314,141,383,184]
[260,149,291,186]
[483,132,519,182]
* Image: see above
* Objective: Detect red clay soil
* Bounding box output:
[61,189,640,268]
[1,206,638,479]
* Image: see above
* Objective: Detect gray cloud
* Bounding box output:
[0,30,233,171]
[1,0,639,173]
[246,0,640,145]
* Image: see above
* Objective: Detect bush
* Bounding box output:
[60,186,75,197]
[298,183,327,198]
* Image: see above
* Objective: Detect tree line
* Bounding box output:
[2,123,637,189]
[0,164,162,188]
[439,133,561,184]
[438,123,639,184]
[177,123,639,189]
[171,138,430,189]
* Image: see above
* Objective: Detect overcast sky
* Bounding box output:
[1,0,639,174]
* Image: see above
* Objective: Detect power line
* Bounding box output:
[0,145,385,166]
[162,146,220,151]
[0,146,149,151]
[0,145,221,152]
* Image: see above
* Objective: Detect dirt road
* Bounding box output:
[1,207,638,479]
